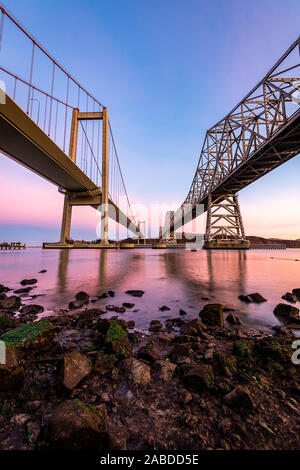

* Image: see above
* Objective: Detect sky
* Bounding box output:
[0,0,300,244]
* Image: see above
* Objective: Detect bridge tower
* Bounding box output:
[60,108,109,245]
[204,193,250,249]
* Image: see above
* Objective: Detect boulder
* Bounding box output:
[0,296,21,311]
[159,305,170,311]
[14,287,33,294]
[104,320,132,358]
[0,284,10,293]
[137,343,160,364]
[248,293,267,303]
[0,344,24,391]
[20,279,37,286]
[47,400,108,450]
[125,290,144,297]
[75,291,89,303]
[226,313,241,325]
[169,343,192,364]
[57,351,92,391]
[152,360,176,381]
[122,303,135,308]
[19,304,44,316]
[108,290,115,297]
[119,357,151,386]
[69,300,85,310]
[223,385,253,411]
[183,364,214,390]
[282,292,297,303]
[274,303,300,321]
[200,304,224,327]
[292,288,300,300]
[181,318,206,337]
[0,319,56,359]
[179,309,187,316]
[238,294,252,303]
[149,320,162,333]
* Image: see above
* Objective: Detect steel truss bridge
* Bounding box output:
[166,35,300,248]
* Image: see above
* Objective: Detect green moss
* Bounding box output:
[105,321,127,343]
[85,403,97,413]
[222,383,231,394]
[0,319,53,345]
[206,370,215,389]
[0,316,11,328]
[233,340,252,358]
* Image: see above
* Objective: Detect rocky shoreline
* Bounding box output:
[0,280,300,450]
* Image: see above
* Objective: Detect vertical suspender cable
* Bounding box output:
[48,61,55,136]
[27,42,35,114]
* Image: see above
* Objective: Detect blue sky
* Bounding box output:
[1,0,300,243]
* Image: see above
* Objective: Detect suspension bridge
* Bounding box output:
[162,35,300,249]
[0,6,142,248]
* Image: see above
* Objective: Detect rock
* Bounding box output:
[0,296,21,311]
[149,320,162,332]
[108,424,128,450]
[292,288,300,300]
[11,413,31,426]
[26,421,41,444]
[223,385,253,411]
[119,358,151,386]
[152,360,177,381]
[115,306,126,313]
[159,305,170,311]
[178,389,193,404]
[282,292,297,303]
[179,309,187,316]
[0,344,24,391]
[238,295,252,303]
[0,284,10,293]
[274,303,300,321]
[122,303,135,308]
[126,320,135,329]
[125,290,144,297]
[104,320,132,358]
[169,344,192,364]
[47,400,108,450]
[75,291,89,303]
[248,293,267,303]
[20,279,37,286]
[94,353,116,375]
[98,292,108,299]
[200,304,224,327]
[0,314,14,333]
[226,313,241,325]
[183,364,214,390]
[19,304,44,316]
[57,351,92,391]
[38,269,47,273]
[137,343,160,363]
[108,290,115,297]
[0,319,55,359]
[181,318,206,337]
[14,287,33,294]
[68,300,85,310]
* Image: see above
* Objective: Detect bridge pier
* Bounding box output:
[204,193,250,249]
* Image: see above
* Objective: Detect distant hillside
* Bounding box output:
[248,236,300,248]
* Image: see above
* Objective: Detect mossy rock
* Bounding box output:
[0,315,14,333]
[233,340,252,358]
[0,319,56,359]
[254,337,291,363]
[104,320,132,359]
[94,353,116,375]
[215,352,237,375]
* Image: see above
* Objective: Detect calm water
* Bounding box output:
[1,247,300,333]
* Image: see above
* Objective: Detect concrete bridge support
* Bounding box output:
[59,108,109,245]
[204,193,250,249]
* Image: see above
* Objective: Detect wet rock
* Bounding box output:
[238,295,252,303]
[119,357,151,386]
[75,291,89,304]
[169,344,192,364]
[181,318,206,337]
[20,279,37,286]
[38,270,47,273]
[226,313,241,325]
[0,296,21,311]
[274,303,300,321]
[179,309,187,316]
[0,319,56,359]
[69,300,85,310]
[122,303,135,308]
[223,385,253,411]
[200,304,224,327]
[183,364,214,391]
[19,304,44,316]
[152,360,177,381]
[137,343,160,364]
[47,400,108,450]
[125,290,144,297]
[0,314,14,333]
[94,353,116,375]
[108,290,115,297]
[57,351,92,391]
[248,293,267,303]
[115,306,126,313]
[0,344,24,391]
[0,284,11,293]
[149,320,162,332]
[292,288,300,300]
[159,305,170,311]
[13,287,33,294]
[282,292,297,303]
[98,292,109,299]
[104,320,132,358]
[126,320,135,329]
